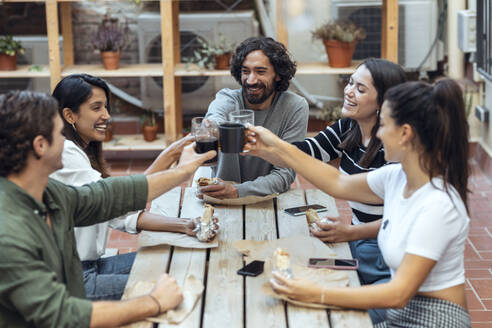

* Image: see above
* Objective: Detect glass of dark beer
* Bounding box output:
[192,117,219,166]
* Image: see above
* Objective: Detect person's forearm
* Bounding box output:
[276,141,377,204]
[349,219,382,241]
[145,152,177,175]
[321,281,408,310]
[136,211,189,233]
[236,168,294,197]
[90,296,158,328]
[146,166,192,202]
[278,141,343,195]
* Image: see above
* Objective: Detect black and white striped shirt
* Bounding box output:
[294,118,387,224]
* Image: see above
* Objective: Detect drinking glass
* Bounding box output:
[229,109,254,127]
[191,117,218,165]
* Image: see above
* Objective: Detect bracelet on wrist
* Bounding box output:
[148,294,162,316]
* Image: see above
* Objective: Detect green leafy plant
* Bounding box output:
[92,15,129,52]
[0,35,24,56]
[28,65,43,72]
[183,34,236,69]
[140,111,156,127]
[312,103,343,122]
[312,20,366,43]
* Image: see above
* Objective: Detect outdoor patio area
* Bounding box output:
[2,0,492,326]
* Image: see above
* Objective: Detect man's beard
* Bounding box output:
[242,82,276,105]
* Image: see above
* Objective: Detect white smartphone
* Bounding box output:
[284,204,327,216]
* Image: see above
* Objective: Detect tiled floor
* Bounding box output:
[105,156,492,327]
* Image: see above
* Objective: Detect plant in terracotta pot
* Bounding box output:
[183,34,235,70]
[312,20,366,68]
[0,35,24,71]
[92,14,129,70]
[140,111,158,142]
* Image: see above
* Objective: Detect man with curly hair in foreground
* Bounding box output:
[198,37,309,199]
[0,91,215,327]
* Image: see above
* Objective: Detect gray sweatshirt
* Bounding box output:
[205,88,309,197]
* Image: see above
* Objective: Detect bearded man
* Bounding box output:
[199,37,308,199]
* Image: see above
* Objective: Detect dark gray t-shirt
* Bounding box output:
[205,88,309,197]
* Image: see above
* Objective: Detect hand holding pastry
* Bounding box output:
[197,178,238,199]
[273,248,293,280]
[194,204,219,242]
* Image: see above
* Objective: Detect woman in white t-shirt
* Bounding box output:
[51,74,217,301]
[245,79,471,327]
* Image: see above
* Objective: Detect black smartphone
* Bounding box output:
[308,258,359,270]
[284,204,327,216]
[237,260,265,277]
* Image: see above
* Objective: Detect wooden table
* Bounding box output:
[123,188,372,328]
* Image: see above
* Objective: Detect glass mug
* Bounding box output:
[191,117,219,165]
[218,110,254,153]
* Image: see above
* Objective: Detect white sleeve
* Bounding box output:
[405,198,463,261]
[108,211,140,234]
[366,164,396,199]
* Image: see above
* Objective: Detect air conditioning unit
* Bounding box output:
[138,11,259,114]
[0,36,62,94]
[331,0,441,71]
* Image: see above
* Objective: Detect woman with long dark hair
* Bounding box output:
[294,58,407,324]
[51,74,217,301]
[246,79,471,327]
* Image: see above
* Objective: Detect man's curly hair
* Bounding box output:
[230,37,296,92]
[0,91,58,177]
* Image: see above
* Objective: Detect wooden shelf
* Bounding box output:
[175,63,230,77]
[103,134,167,151]
[297,61,360,75]
[61,64,163,77]
[0,65,50,78]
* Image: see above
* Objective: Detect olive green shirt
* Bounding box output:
[0,175,148,328]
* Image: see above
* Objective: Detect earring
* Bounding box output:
[71,123,76,131]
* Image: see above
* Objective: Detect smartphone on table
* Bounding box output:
[237,260,265,277]
[308,258,359,270]
[284,204,327,216]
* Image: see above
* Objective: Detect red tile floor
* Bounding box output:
[105,157,492,327]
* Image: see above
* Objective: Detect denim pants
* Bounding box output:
[350,238,391,325]
[81,252,136,300]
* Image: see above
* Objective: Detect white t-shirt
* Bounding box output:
[367,164,469,292]
[50,140,140,261]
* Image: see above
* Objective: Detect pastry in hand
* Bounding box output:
[306,209,330,232]
[306,209,322,232]
[196,204,215,242]
[197,177,218,187]
[273,248,293,279]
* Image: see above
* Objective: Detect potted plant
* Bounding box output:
[183,34,235,70]
[140,111,158,142]
[92,14,129,70]
[308,103,343,131]
[312,20,366,68]
[0,35,24,71]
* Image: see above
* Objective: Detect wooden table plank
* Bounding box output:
[122,187,181,328]
[159,187,207,328]
[202,203,244,328]
[244,199,286,328]
[305,189,373,327]
[276,190,330,328]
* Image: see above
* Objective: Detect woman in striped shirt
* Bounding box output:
[294,58,406,325]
